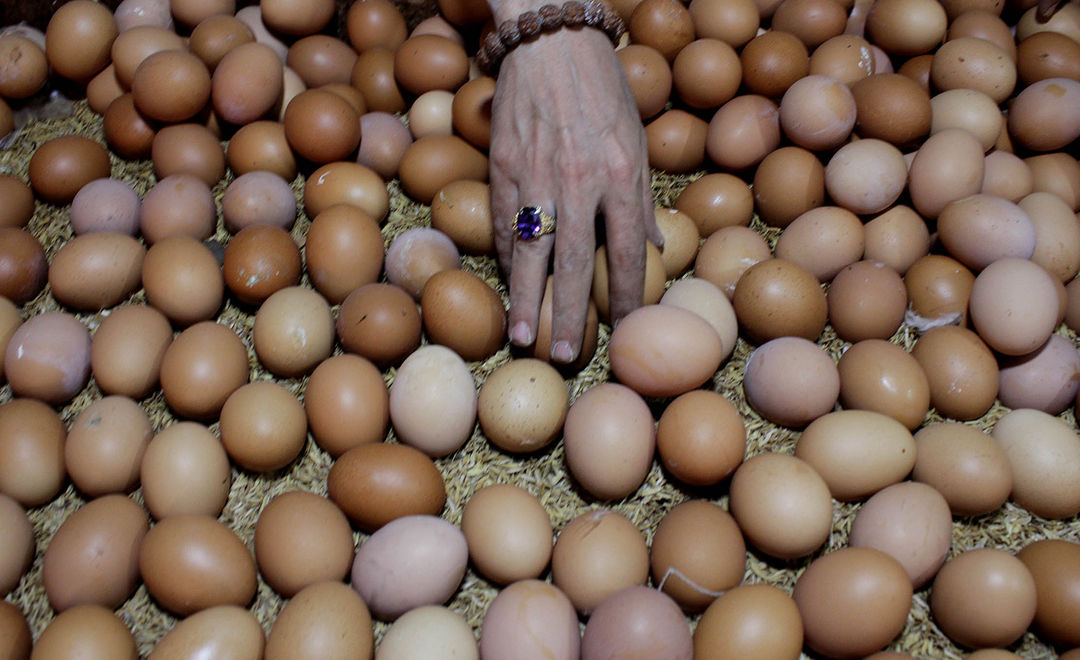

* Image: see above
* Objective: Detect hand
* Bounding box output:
[487,25,662,364]
[1036,0,1065,21]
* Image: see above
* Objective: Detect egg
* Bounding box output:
[480,579,580,660]
[850,73,932,147]
[477,358,568,454]
[345,0,407,52]
[303,161,389,221]
[629,0,694,61]
[70,178,141,236]
[563,383,655,501]
[992,408,1080,519]
[552,509,650,616]
[751,146,825,227]
[283,89,361,163]
[644,109,708,173]
[221,171,297,234]
[140,421,231,519]
[45,0,117,83]
[253,286,334,378]
[33,605,136,660]
[779,74,856,152]
[969,257,1058,356]
[931,36,1016,104]
[65,396,152,496]
[837,339,930,430]
[673,173,753,237]
[0,399,65,507]
[131,50,212,123]
[140,174,216,244]
[265,581,374,660]
[659,278,738,362]
[694,584,804,659]
[1017,539,1080,647]
[793,548,913,658]
[351,48,406,114]
[304,201,385,302]
[912,422,1012,517]
[656,389,744,487]
[999,334,1080,414]
[1026,152,1080,211]
[28,135,112,205]
[188,15,254,71]
[908,128,986,219]
[460,483,553,584]
[650,500,745,612]
[672,39,741,110]
[303,353,388,457]
[397,135,489,204]
[0,228,46,305]
[151,123,226,187]
[219,381,307,472]
[222,225,303,306]
[982,151,1034,202]
[582,586,693,660]
[287,35,357,87]
[862,205,931,275]
[420,269,506,362]
[159,321,249,420]
[377,605,477,660]
[429,179,495,255]
[774,206,865,282]
[653,208,700,278]
[327,442,445,531]
[0,494,34,596]
[930,548,1037,649]
[733,259,828,344]
[0,175,34,229]
[5,311,92,405]
[337,283,422,367]
[49,232,145,311]
[227,120,297,180]
[389,344,478,457]
[825,139,908,215]
[150,605,265,660]
[393,34,468,96]
[911,325,998,420]
[903,254,975,328]
[739,30,808,98]
[90,304,173,399]
[808,34,874,85]
[828,261,907,342]
[705,95,781,171]
[357,112,413,180]
[694,226,771,299]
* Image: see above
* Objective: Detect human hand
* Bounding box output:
[487,22,662,365]
[1036,0,1065,21]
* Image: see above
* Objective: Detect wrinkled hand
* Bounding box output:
[1036,0,1066,21]
[488,27,662,364]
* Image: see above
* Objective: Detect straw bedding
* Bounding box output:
[2,41,1078,660]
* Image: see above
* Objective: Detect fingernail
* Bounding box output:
[510,321,533,346]
[552,341,575,364]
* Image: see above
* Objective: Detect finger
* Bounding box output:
[640,160,664,249]
[602,161,650,325]
[507,200,556,348]
[1036,0,1061,21]
[489,165,518,277]
[549,194,597,363]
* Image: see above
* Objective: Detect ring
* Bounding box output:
[514,205,556,241]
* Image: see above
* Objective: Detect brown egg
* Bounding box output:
[863,206,931,275]
[303,161,389,221]
[336,282,422,367]
[0,175,33,229]
[908,128,985,219]
[346,0,408,52]
[688,0,759,47]
[393,34,468,96]
[451,75,494,149]
[227,120,296,180]
[430,179,494,255]
[0,228,46,304]
[982,151,1034,202]
[139,514,258,617]
[0,35,48,100]
[103,93,157,160]
[253,286,334,378]
[327,442,446,531]
[744,337,839,427]
[729,452,833,559]
[1027,152,1080,211]
[911,325,998,420]
[254,490,354,598]
[189,15,254,71]
[0,99,10,139]
[774,206,864,281]
[1022,191,1080,281]
[387,345,477,458]
[563,383,655,501]
[140,421,231,519]
[629,0,694,61]
[694,226,771,299]
[351,48,406,114]
[931,88,1005,152]
[838,339,929,430]
[69,178,140,236]
[533,276,601,370]
[948,9,1015,60]
[618,44,672,120]
[221,170,297,233]
[993,408,1080,519]
[28,135,111,205]
[398,135,489,204]
[0,399,65,507]
[264,581,374,660]
[904,254,974,327]
[283,89,361,164]
[481,580,579,657]
[653,208,699,279]
[694,584,804,659]
[357,111,413,180]
[171,0,235,28]
[211,42,283,126]
[752,146,824,227]
[131,50,212,124]
[304,353,388,457]
[808,35,874,86]
[771,0,847,48]
[1018,31,1080,85]
[141,174,216,244]
[0,494,33,596]
[1000,334,1080,416]
[286,35,356,88]
[660,277,739,361]
[650,500,745,612]
[33,605,136,660]
[672,39,741,109]
[673,173,753,237]
[912,422,1011,517]
[931,549,1037,649]
[48,233,145,311]
[420,270,506,362]
[151,123,226,187]
[304,204,384,304]
[732,258,827,343]
[110,25,185,88]
[65,396,152,496]
[851,73,932,147]
[150,605,265,659]
[385,227,462,298]
[222,225,302,306]
[779,74,856,151]
[461,483,553,585]
[865,0,946,55]
[969,257,1058,356]
[142,235,223,324]
[931,37,1016,104]
[159,321,249,420]
[1008,78,1080,152]
[828,261,907,341]
[582,587,693,658]
[219,382,306,472]
[1017,539,1080,648]
[793,548,913,658]
[91,304,173,399]
[552,510,650,616]
[42,494,149,611]
[739,30,809,99]
[705,95,781,171]
[897,53,934,91]
[5,311,91,405]
[45,0,117,82]
[645,109,708,173]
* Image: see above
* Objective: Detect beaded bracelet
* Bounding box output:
[476,0,626,75]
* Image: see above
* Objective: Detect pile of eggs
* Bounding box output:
[0,0,1079,657]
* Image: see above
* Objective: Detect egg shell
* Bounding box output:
[1022,191,1080,282]
[969,257,1058,356]
[862,205,931,276]
[357,111,413,180]
[0,398,66,507]
[739,30,808,98]
[109,25,184,88]
[65,395,152,496]
[937,194,1036,271]
[743,336,839,428]
[346,0,407,52]
[673,172,753,237]
[140,421,231,519]
[771,0,847,48]
[223,225,303,306]
[827,261,907,342]
[1017,539,1080,647]
[729,452,833,559]
[477,358,568,454]
[672,39,741,110]
[253,286,335,378]
[850,73,932,147]
[618,44,672,120]
[265,581,374,660]
[931,36,1016,104]
[930,88,1003,152]
[408,90,454,139]
[219,381,306,472]
[0,494,34,596]
[653,208,700,279]
[283,89,361,163]
[188,15,254,71]
[221,171,297,234]
[351,48,406,114]
[705,95,781,171]
[142,236,224,325]
[779,75,856,151]
[460,483,553,585]
[1017,31,1080,85]
[140,174,216,244]
[70,178,141,236]
[903,254,974,328]
[837,338,930,430]
[809,35,873,86]
[992,408,1080,519]
[420,269,506,362]
[5,310,92,405]
[644,109,708,173]
[0,600,31,658]
[384,227,461,299]
[999,334,1080,414]
[49,233,145,311]
[733,258,828,344]
[911,325,998,420]
[389,344,478,457]
[563,382,656,501]
[609,304,724,398]
[912,422,1011,517]
[139,514,257,616]
[43,494,149,612]
[131,50,212,123]
[796,410,916,501]
[656,389,744,487]
[304,161,390,222]
[429,179,495,255]
[551,509,650,616]
[327,442,446,531]
[1026,152,1080,211]
[90,304,173,399]
[775,206,865,282]
[159,321,249,420]
[908,128,986,219]
[149,605,264,660]
[752,146,825,228]
[694,226,771,299]
[28,135,112,205]
[393,34,468,96]
[0,228,46,304]
[582,586,693,660]
[227,120,297,181]
[378,605,477,660]
[151,123,226,187]
[1008,78,1080,151]
[650,500,745,612]
[693,583,803,659]
[930,548,1037,649]
[0,35,48,100]
[351,514,468,621]
[793,547,913,659]
[480,579,580,660]
[45,1,118,82]
[304,354,388,457]
[628,0,694,61]
[287,35,356,87]
[981,151,1034,202]
[825,139,908,215]
[398,135,488,205]
[337,283,423,367]
[659,278,738,363]
[33,605,136,660]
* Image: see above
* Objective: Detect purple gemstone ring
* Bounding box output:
[513,205,556,241]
